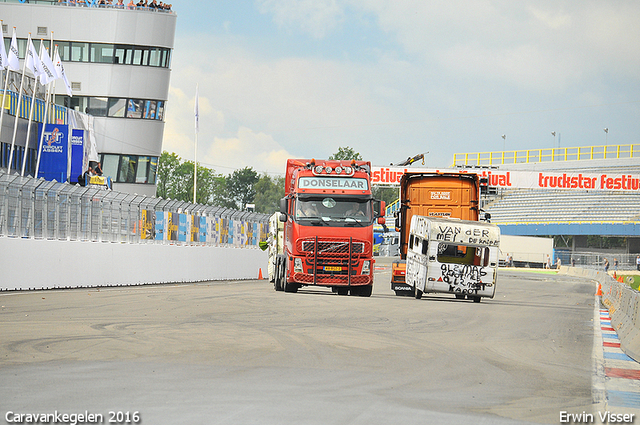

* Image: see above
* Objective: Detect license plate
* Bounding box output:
[324,266,342,271]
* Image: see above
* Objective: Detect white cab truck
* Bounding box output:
[405,216,500,303]
[267,212,285,283]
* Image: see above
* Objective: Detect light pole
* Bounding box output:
[551,131,556,148]
[502,134,506,151]
[604,128,608,144]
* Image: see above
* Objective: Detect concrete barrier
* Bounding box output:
[0,237,269,291]
[559,266,640,362]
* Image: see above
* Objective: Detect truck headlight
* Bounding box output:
[362,260,370,275]
[294,257,303,273]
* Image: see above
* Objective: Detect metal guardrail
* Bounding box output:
[0,170,270,247]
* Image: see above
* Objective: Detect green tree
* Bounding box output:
[254,175,285,213]
[156,151,181,199]
[224,167,259,210]
[156,151,225,205]
[372,186,399,207]
[329,146,362,161]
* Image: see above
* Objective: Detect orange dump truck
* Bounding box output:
[391,171,483,296]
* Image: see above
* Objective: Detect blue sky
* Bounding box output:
[162,1,640,176]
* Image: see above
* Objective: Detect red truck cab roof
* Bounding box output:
[285,159,372,196]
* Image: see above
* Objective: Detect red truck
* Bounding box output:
[272,159,385,296]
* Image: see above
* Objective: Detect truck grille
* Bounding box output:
[294,237,372,286]
[298,238,367,255]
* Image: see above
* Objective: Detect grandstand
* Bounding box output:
[452,144,640,267]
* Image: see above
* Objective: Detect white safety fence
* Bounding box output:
[0,170,271,290]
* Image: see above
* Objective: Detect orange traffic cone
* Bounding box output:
[596,283,603,296]
[258,268,264,280]
[613,271,617,279]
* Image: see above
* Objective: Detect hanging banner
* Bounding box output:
[69,129,84,184]
[371,166,640,192]
[37,124,68,182]
[178,214,188,242]
[141,210,155,240]
[155,211,165,241]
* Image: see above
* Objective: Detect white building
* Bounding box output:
[0,0,176,196]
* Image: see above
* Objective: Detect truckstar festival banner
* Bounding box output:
[371,166,640,192]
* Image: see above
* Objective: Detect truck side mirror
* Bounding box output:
[278,213,287,223]
[279,198,288,215]
[377,217,386,225]
[373,200,386,218]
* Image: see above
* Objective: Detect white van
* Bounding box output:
[405,216,500,302]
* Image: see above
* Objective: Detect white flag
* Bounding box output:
[39,44,57,85]
[7,30,19,71]
[26,39,45,78]
[54,49,73,97]
[0,27,8,70]
[194,84,199,134]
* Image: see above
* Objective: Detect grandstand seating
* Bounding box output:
[484,189,640,224]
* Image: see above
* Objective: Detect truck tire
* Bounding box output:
[274,259,284,291]
[471,296,481,303]
[455,294,465,299]
[336,287,349,296]
[283,266,298,293]
[355,285,372,297]
[414,287,422,299]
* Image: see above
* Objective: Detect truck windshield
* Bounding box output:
[296,197,372,225]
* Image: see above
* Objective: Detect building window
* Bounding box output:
[126,99,143,119]
[102,154,119,181]
[92,44,115,64]
[99,154,158,185]
[14,38,171,68]
[71,42,90,62]
[108,98,126,117]
[87,97,108,116]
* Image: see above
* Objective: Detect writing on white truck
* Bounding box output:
[405,216,500,303]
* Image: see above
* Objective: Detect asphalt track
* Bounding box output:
[0,258,601,424]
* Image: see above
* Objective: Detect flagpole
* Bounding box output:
[0,22,11,150]
[21,39,44,176]
[193,83,198,204]
[8,33,31,174]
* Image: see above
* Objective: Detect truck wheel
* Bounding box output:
[274,260,284,291]
[455,294,465,300]
[283,276,298,293]
[336,287,349,296]
[414,287,423,299]
[471,296,481,303]
[355,285,372,297]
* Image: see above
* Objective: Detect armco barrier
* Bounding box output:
[559,266,640,362]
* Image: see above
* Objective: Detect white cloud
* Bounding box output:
[202,127,292,175]
[256,0,345,39]
[164,1,640,174]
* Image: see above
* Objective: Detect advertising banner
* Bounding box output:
[199,216,207,243]
[167,212,178,241]
[141,210,155,240]
[190,215,199,242]
[155,211,165,241]
[178,214,187,242]
[69,129,84,183]
[37,124,68,182]
[371,166,640,192]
